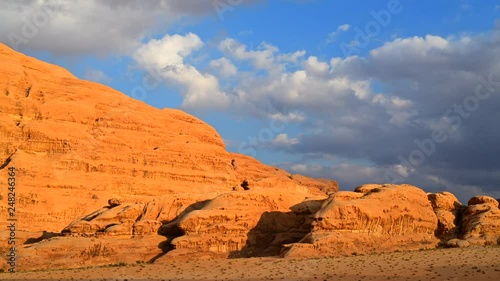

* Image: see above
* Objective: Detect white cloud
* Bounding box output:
[209,57,238,77]
[372,94,417,126]
[209,27,500,202]
[219,38,306,75]
[370,35,449,59]
[338,24,351,32]
[326,24,351,44]
[133,33,229,110]
[278,50,306,64]
[271,133,299,147]
[133,33,203,68]
[219,39,280,72]
[303,56,330,76]
[269,111,306,123]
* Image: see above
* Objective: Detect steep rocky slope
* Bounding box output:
[0,43,335,233]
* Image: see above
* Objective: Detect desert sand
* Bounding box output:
[2,246,499,280]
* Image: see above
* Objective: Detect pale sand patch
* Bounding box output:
[2,246,499,280]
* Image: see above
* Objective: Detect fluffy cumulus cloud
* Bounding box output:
[271,133,299,147]
[133,33,229,110]
[209,58,238,77]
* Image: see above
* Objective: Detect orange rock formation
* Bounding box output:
[0,43,335,233]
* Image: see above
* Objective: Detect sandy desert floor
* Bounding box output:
[2,246,499,280]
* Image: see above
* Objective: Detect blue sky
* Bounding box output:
[1,0,500,202]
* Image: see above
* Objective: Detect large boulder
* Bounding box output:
[467,196,499,207]
[427,192,464,240]
[461,195,500,245]
[283,184,439,257]
[428,192,461,211]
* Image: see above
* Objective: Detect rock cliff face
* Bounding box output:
[0,43,336,233]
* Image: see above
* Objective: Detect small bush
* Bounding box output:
[106,262,128,267]
[240,180,249,190]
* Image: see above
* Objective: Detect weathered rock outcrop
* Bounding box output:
[426,194,500,248]
[460,196,500,245]
[162,189,326,260]
[427,192,464,240]
[13,235,167,270]
[283,184,439,257]
[61,194,210,237]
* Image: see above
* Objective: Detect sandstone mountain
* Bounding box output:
[1,44,499,271]
[0,43,336,233]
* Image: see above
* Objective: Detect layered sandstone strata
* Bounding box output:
[0,43,336,232]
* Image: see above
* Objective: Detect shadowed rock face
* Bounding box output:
[427,192,464,241]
